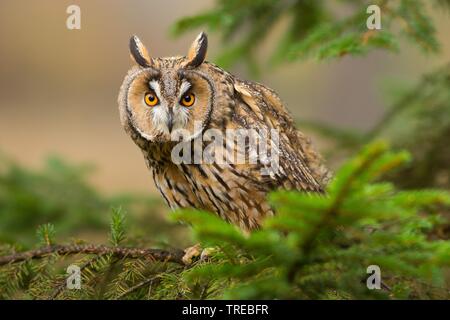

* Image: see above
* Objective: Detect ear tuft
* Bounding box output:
[129,35,151,67]
[185,32,208,68]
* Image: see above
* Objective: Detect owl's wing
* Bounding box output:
[232,79,330,193]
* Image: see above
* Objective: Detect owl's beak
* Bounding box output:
[167,110,174,133]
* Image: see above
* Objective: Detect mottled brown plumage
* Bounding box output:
[118,32,330,232]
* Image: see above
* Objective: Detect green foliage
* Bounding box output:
[36,223,56,247]
[0,154,186,248]
[172,0,447,70]
[110,207,126,246]
[371,63,450,189]
[1,142,448,299]
[171,142,450,299]
[0,156,107,245]
[303,63,450,190]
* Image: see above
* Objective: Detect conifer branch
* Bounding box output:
[115,276,158,300]
[50,255,103,299]
[0,244,186,266]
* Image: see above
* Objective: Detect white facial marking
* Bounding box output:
[149,80,162,97]
[146,80,168,135]
[178,80,191,98]
[150,104,170,135]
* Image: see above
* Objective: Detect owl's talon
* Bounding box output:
[182,245,216,264]
[200,247,216,261]
[182,243,202,265]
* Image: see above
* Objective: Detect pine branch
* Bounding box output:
[0,244,185,266]
[115,275,158,300]
[364,65,447,140]
[286,144,382,282]
[50,255,103,299]
[172,0,444,68]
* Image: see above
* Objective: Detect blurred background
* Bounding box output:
[0,0,449,244]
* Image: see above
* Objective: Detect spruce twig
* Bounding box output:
[115,275,158,300]
[50,255,104,299]
[0,244,185,266]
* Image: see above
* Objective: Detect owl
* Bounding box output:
[118,32,330,232]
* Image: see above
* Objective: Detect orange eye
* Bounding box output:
[180,93,195,107]
[144,92,158,106]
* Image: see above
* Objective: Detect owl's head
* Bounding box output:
[118,32,220,145]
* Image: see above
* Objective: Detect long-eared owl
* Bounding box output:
[118,32,330,232]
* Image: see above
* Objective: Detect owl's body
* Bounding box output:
[119,33,329,232]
